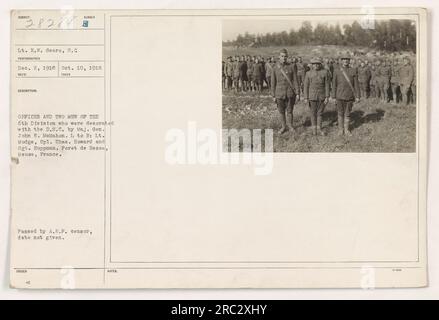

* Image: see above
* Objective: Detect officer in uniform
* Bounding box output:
[331,55,360,136]
[303,57,331,136]
[399,56,415,105]
[271,48,300,134]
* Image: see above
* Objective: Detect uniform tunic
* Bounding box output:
[399,64,415,101]
[265,62,274,79]
[391,65,401,85]
[303,69,330,101]
[232,61,240,79]
[246,61,254,81]
[377,65,391,83]
[331,66,360,100]
[296,62,307,78]
[252,63,264,82]
[370,68,377,85]
[358,66,371,85]
[270,62,300,99]
[238,61,248,81]
[399,64,414,87]
[225,61,233,77]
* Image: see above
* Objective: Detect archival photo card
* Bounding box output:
[10,8,427,288]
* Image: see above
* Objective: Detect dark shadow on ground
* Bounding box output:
[350,108,385,130]
[303,110,338,127]
[322,111,338,127]
[297,109,385,130]
[350,110,365,129]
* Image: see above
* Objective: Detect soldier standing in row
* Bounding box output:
[369,64,378,98]
[238,56,248,91]
[377,59,392,102]
[271,48,300,134]
[323,58,334,82]
[331,55,360,136]
[253,57,264,93]
[260,57,267,89]
[390,59,401,103]
[358,60,371,98]
[349,58,358,74]
[246,56,254,92]
[232,56,240,91]
[303,58,331,136]
[295,56,307,95]
[326,58,335,94]
[399,56,415,105]
[265,57,274,90]
[225,56,234,90]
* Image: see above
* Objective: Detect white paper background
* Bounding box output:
[0,0,438,299]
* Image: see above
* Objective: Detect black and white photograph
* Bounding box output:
[3,5,432,295]
[222,18,417,152]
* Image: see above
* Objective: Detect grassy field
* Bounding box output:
[222,45,416,152]
[222,90,416,153]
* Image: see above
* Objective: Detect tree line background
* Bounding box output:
[223,20,416,52]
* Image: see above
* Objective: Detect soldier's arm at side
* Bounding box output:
[409,65,415,85]
[331,71,337,99]
[271,67,276,97]
[354,73,360,100]
[292,67,300,95]
[325,70,330,98]
[303,73,309,100]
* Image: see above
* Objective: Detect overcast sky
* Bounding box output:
[222,19,359,41]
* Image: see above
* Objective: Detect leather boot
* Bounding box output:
[287,112,295,133]
[338,115,344,135]
[344,120,352,136]
[317,114,325,136]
